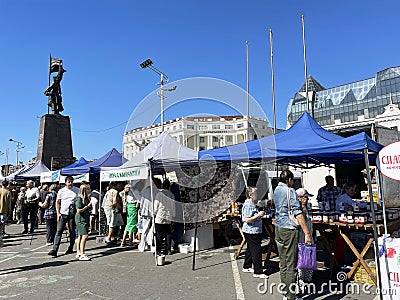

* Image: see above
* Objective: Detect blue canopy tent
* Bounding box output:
[199,112,383,167]
[61,157,88,171]
[39,157,90,183]
[60,149,127,175]
[198,112,385,287]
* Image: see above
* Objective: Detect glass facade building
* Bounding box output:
[287,66,400,128]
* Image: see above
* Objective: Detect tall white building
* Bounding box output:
[123,115,273,159]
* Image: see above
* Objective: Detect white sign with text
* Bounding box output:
[379,141,400,182]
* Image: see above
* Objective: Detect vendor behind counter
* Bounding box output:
[335,182,368,212]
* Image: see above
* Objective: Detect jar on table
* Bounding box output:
[313,213,322,223]
[339,213,347,224]
[346,213,355,224]
[329,212,338,223]
[357,213,366,225]
[322,213,329,224]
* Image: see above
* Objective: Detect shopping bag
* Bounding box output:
[296,243,317,270]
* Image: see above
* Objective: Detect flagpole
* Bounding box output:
[48,53,51,114]
[246,40,250,142]
[269,29,276,134]
[301,15,309,113]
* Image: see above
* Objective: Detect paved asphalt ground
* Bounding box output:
[0,224,381,300]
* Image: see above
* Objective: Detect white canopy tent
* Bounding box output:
[100,131,198,181]
[5,161,50,181]
[15,161,50,180]
[99,131,198,266]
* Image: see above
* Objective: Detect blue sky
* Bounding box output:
[1,0,399,166]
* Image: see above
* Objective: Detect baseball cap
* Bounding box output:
[296,188,314,197]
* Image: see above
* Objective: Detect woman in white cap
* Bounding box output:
[295,188,314,289]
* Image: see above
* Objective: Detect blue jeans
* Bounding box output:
[52,214,76,253]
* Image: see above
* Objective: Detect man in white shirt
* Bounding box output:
[22,180,40,234]
[48,176,79,257]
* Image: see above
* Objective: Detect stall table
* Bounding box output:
[312,219,400,285]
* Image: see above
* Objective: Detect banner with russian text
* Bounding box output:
[59,173,90,184]
[100,166,148,182]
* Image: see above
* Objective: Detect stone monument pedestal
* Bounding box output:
[36,114,75,170]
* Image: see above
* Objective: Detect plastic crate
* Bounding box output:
[353,259,376,285]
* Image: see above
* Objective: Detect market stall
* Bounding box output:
[60,148,126,176]
[99,132,199,266]
[40,157,89,183]
[199,112,386,284]
[14,160,50,181]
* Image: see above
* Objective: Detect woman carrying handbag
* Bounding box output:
[273,170,312,300]
[295,188,315,290]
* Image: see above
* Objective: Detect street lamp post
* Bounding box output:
[140,59,176,132]
[9,138,24,166]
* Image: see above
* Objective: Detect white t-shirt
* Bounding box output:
[58,186,79,215]
[140,186,157,217]
[26,187,39,202]
[90,196,99,215]
[154,189,176,224]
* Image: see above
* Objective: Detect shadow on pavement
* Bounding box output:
[0,260,71,276]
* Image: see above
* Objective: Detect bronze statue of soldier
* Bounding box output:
[44,66,66,115]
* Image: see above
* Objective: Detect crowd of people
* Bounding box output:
[0,170,365,299]
[0,175,184,262]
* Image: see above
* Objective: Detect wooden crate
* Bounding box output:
[353,259,376,285]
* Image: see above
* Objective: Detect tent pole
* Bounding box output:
[99,181,102,234]
[240,167,248,188]
[363,149,383,300]
[149,165,157,266]
[377,166,393,299]
[192,166,200,271]
[377,168,388,236]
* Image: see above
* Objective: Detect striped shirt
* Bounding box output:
[44,191,57,219]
